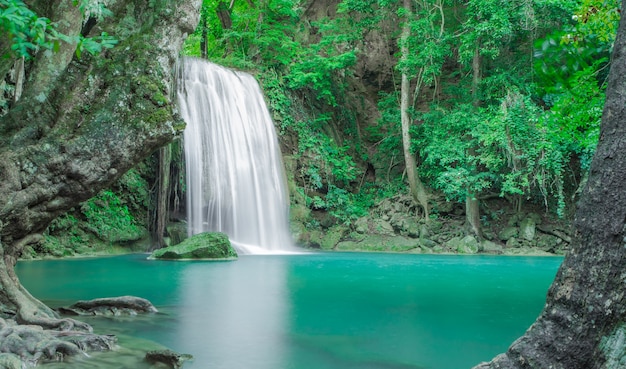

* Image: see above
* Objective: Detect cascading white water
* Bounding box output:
[176,58,295,254]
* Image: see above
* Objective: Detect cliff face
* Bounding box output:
[0,0,201,331]
[0,0,200,252]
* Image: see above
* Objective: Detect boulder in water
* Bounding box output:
[145,349,193,369]
[150,232,237,260]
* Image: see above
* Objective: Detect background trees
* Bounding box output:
[184,0,616,238]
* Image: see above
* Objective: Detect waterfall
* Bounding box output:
[176,58,295,254]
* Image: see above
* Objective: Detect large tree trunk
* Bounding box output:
[474,2,626,367]
[400,0,430,220]
[0,0,201,362]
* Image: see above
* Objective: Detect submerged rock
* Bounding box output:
[150,232,237,260]
[145,349,193,369]
[59,296,158,316]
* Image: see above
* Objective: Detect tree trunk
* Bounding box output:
[0,0,201,362]
[201,13,208,59]
[474,2,626,367]
[154,144,172,250]
[465,192,481,239]
[400,0,429,220]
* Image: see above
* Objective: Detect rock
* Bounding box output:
[320,226,348,250]
[446,237,462,250]
[506,237,521,248]
[536,234,560,253]
[481,240,503,254]
[145,349,193,369]
[150,232,237,260]
[457,235,479,254]
[335,235,418,252]
[354,217,369,234]
[498,227,518,241]
[418,238,438,248]
[372,219,396,236]
[519,217,537,241]
[59,296,158,316]
[400,217,421,238]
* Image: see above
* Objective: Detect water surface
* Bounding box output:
[16,253,562,369]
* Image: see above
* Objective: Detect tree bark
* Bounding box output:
[474,2,626,367]
[155,144,172,250]
[0,0,201,362]
[400,0,429,220]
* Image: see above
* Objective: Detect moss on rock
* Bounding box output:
[150,232,238,260]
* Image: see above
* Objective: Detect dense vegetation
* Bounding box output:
[4,0,618,256]
[177,0,618,246]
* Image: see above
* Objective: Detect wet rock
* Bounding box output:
[59,296,157,316]
[145,349,193,369]
[150,232,237,260]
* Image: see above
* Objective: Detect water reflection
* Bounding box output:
[176,256,288,369]
[15,254,562,369]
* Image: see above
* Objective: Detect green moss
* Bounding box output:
[145,108,171,125]
[150,232,238,260]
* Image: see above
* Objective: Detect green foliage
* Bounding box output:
[178,0,611,226]
[81,190,142,243]
[416,105,494,202]
[541,64,604,170]
[534,0,617,92]
[0,0,60,58]
[479,90,568,215]
[0,0,117,59]
[296,116,360,190]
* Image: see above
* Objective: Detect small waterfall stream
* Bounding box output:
[176,58,294,254]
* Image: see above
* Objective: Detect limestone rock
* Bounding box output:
[498,227,518,241]
[457,235,479,254]
[519,217,537,241]
[150,232,237,260]
[481,240,503,254]
[354,217,369,234]
[372,219,396,236]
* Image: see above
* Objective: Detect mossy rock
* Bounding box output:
[150,232,237,260]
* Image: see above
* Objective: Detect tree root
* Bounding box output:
[0,317,116,366]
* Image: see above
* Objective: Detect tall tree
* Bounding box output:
[399,0,430,220]
[474,0,626,366]
[0,0,201,361]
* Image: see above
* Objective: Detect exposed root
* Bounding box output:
[0,317,116,366]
